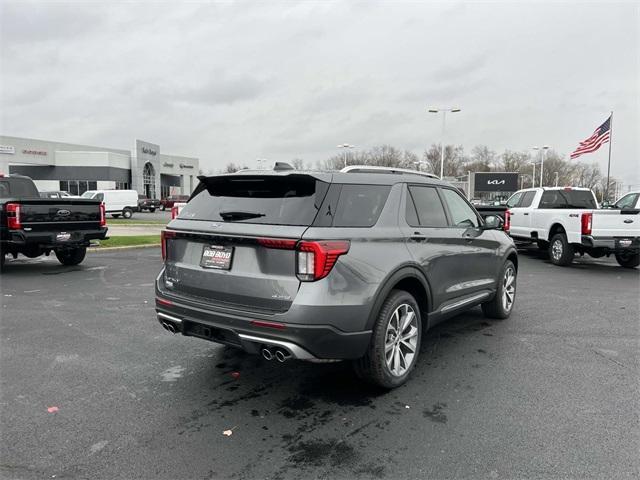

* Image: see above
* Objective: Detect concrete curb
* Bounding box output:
[88,244,160,253]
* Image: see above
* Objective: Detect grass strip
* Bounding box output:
[93,235,160,248]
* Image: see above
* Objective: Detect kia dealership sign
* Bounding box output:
[474,172,519,192]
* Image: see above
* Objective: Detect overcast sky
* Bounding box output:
[1,1,638,187]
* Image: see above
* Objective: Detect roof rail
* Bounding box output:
[340,165,439,179]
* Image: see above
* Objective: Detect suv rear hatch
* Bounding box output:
[162,173,331,313]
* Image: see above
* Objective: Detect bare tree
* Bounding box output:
[291,158,306,170]
[224,162,240,173]
[423,144,465,178]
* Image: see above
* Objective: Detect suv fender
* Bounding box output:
[365,265,433,331]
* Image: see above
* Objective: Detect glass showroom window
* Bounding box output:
[59,180,97,196]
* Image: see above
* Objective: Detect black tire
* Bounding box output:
[149,208,156,213]
[0,251,5,273]
[354,290,422,389]
[55,247,87,266]
[548,233,574,266]
[615,251,639,268]
[112,214,120,219]
[122,208,133,219]
[481,260,517,319]
[161,205,166,211]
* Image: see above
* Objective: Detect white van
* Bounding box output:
[81,189,139,218]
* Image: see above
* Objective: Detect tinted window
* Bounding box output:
[0,178,39,198]
[441,188,479,227]
[407,186,447,227]
[519,191,536,208]
[506,192,523,208]
[539,190,597,209]
[333,184,391,227]
[181,175,329,226]
[615,193,638,209]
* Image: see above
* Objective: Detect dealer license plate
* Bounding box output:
[56,232,71,242]
[615,238,633,249]
[200,245,233,270]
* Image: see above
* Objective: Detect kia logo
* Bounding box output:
[56,209,71,216]
[487,180,506,185]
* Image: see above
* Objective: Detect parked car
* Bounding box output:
[39,190,76,199]
[505,187,639,268]
[0,174,107,270]
[605,191,640,210]
[138,195,161,212]
[81,189,138,219]
[155,167,518,388]
[160,195,189,211]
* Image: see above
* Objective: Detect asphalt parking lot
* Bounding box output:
[1,248,638,479]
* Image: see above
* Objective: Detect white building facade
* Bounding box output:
[0,135,199,198]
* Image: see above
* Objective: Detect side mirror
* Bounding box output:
[483,215,503,230]
[601,201,610,208]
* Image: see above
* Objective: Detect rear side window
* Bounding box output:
[615,193,638,209]
[406,186,448,227]
[539,190,597,209]
[519,191,536,208]
[180,175,329,226]
[441,188,479,228]
[332,184,391,227]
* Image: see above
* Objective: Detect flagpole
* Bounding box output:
[605,111,613,202]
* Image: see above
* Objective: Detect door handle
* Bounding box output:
[523,213,529,216]
[410,233,427,242]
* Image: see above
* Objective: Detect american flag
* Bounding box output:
[570,116,611,159]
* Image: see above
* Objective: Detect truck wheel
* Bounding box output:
[55,247,87,266]
[161,205,166,211]
[354,290,422,389]
[122,208,133,219]
[615,252,639,268]
[482,260,517,319]
[112,214,120,219]
[549,233,574,266]
[149,208,156,213]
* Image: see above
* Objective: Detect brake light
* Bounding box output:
[161,230,177,260]
[6,203,21,230]
[296,240,350,281]
[581,212,592,235]
[171,205,179,219]
[257,238,297,249]
[250,320,286,330]
[503,210,511,233]
[156,297,173,307]
[99,202,106,227]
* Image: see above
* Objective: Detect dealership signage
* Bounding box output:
[474,172,519,192]
[142,146,157,156]
[180,163,194,169]
[0,145,15,154]
[22,149,47,156]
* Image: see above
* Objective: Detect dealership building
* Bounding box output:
[0,135,199,198]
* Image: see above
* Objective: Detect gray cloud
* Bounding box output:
[1,1,638,187]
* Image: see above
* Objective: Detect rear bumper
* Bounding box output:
[581,235,640,253]
[154,293,372,361]
[3,227,108,249]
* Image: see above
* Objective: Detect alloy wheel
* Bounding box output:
[384,304,418,377]
[552,239,563,261]
[502,266,516,312]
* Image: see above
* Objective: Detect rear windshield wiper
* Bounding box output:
[219,210,266,221]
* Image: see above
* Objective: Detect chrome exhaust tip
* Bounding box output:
[275,349,291,363]
[163,322,177,334]
[261,348,274,361]
[161,322,170,331]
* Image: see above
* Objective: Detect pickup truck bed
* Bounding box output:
[1,175,108,270]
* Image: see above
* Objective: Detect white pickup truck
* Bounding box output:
[504,187,639,268]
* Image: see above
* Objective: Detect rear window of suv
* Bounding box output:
[180,175,330,226]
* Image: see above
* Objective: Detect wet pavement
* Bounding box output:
[1,248,638,479]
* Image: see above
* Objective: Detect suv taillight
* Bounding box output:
[296,240,350,281]
[581,212,592,235]
[99,202,106,227]
[161,230,176,260]
[6,203,21,230]
[257,238,350,281]
[503,210,511,233]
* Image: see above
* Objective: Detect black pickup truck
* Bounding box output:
[0,174,108,271]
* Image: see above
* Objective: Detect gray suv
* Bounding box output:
[155,168,518,388]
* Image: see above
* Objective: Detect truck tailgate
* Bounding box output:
[17,199,102,230]
[592,209,640,237]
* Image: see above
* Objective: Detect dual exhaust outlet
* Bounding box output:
[161,321,178,334]
[262,346,292,363]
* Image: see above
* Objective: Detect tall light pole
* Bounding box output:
[256,158,268,170]
[428,107,461,179]
[337,144,355,168]
[532,145,550,187]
